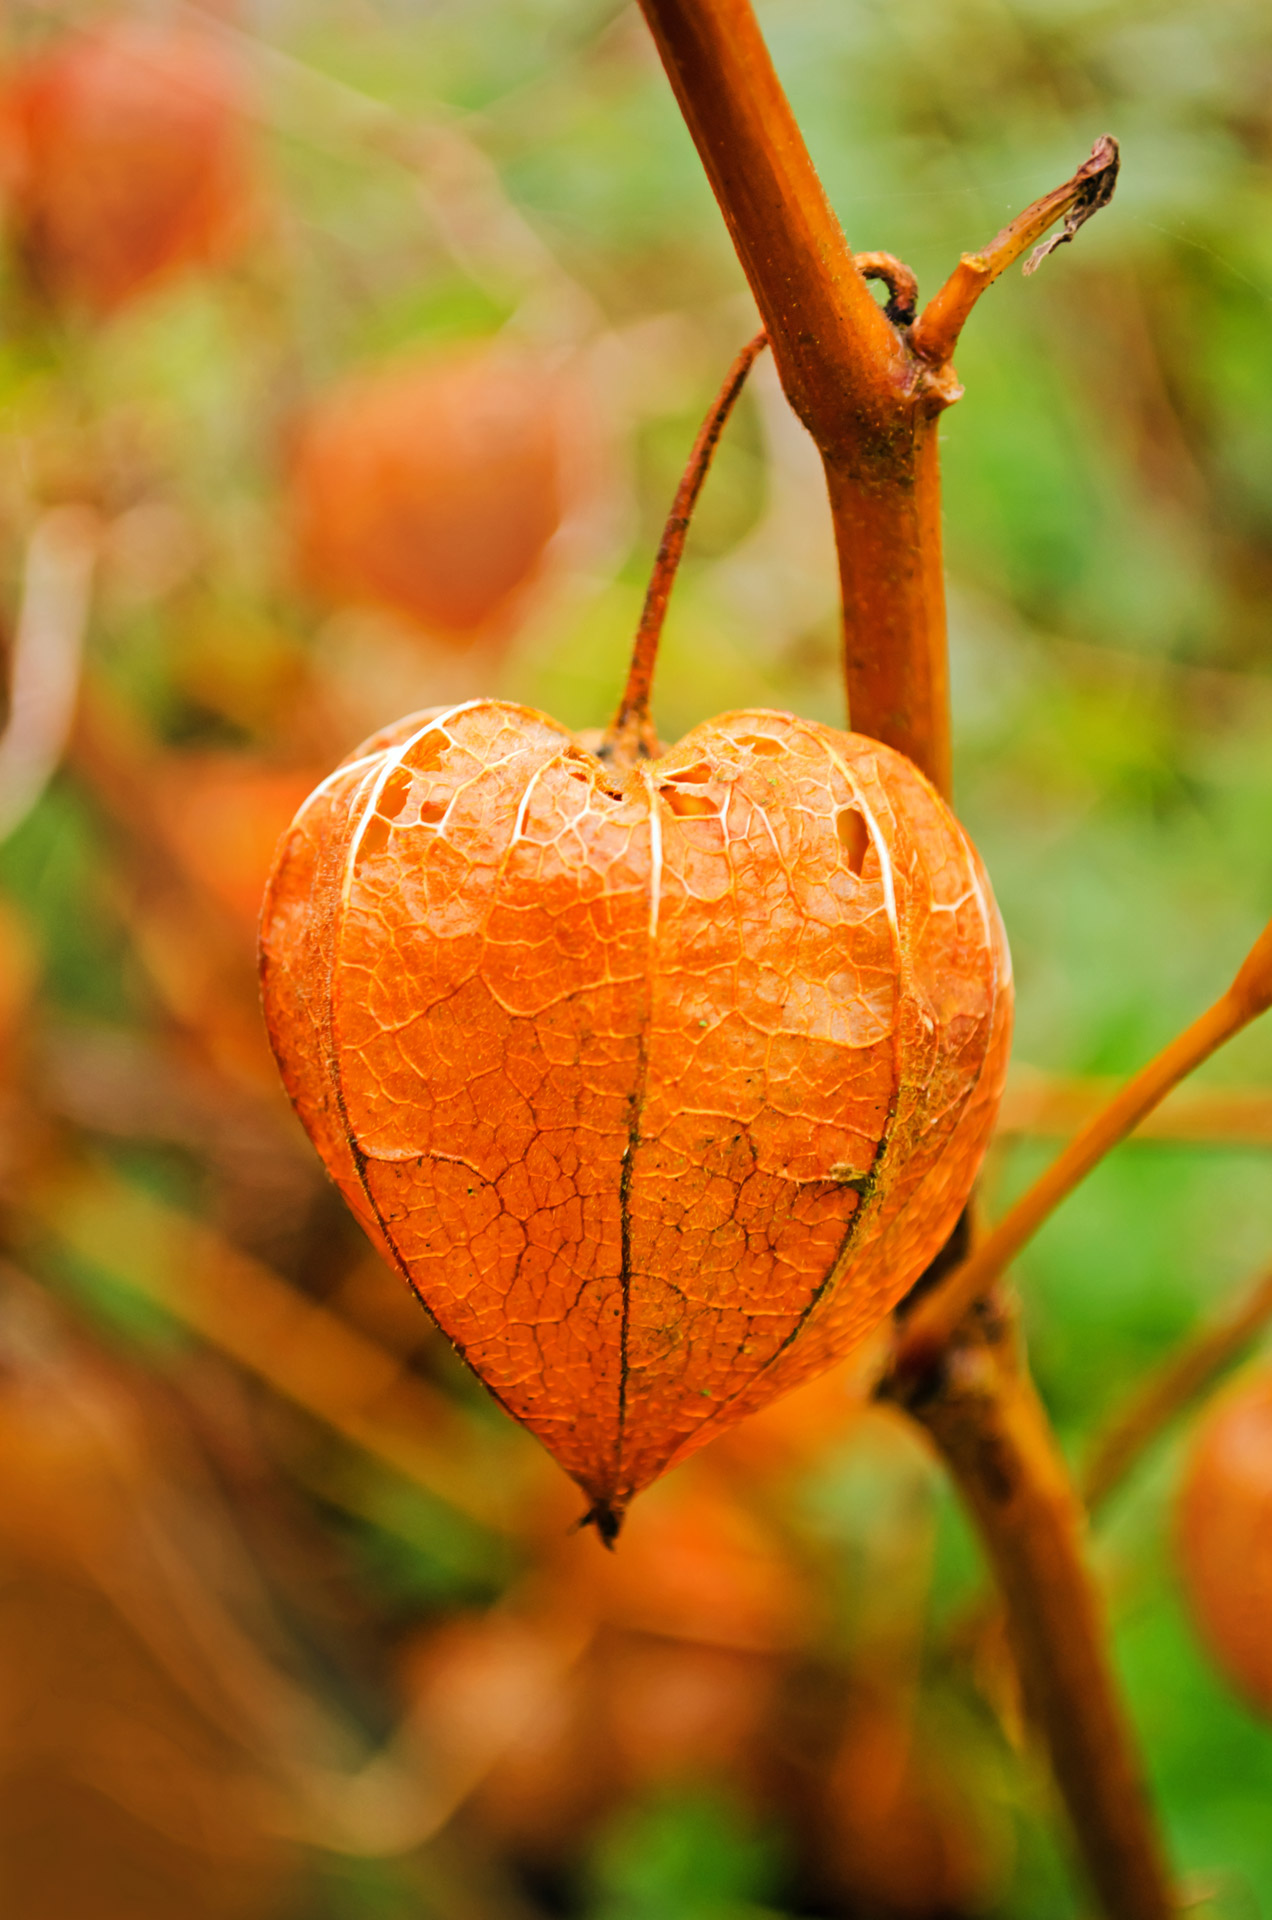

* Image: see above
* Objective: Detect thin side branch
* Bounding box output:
[893,914,1272,1380]
[911,135,1120,367]
[1082,1258,1272,1511]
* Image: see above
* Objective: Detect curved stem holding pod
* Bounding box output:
[602,328,768,768]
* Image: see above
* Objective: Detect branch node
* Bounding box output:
[852,250,919,326]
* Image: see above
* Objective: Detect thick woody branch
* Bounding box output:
[828,429,951,794]
[635,0,951,786]
[635,0,904,446]
[885,1294,1175,1920]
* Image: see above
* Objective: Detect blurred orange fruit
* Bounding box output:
[290,345,590,650]
[702,1340,882,1480]
[1177,1366,1272,1717]
[4,19,255,314]
[158,754,322,937]
[813,1696,1000,1915]
[572,1479,813,1654]
[402,1475,809,1861]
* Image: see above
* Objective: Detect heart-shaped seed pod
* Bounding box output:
[1177,1367,1272,1718]
[4,20,255,315]
[261,336,1011,1536]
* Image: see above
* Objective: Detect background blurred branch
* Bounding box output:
[1082,1257,1272,1512]
[0,508,99,842]
[998,1068,1272,1148]
[894,913,1272,1381]
[23,1158,530,1534]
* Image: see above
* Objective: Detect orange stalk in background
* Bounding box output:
[1081,1254,1272,1513]
[895,913,1272,1382]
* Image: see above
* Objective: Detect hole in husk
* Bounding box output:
[837,807,870,875]
[661,786,718,818]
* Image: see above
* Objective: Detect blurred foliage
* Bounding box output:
[0,0,1268,1915]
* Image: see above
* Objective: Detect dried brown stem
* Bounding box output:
[604,329,767,766]
[887,1294,1175,1920]
[894,915,1272,1381]
[911,135,1120,367]
[1082,1258,1272,1512]
[852,251,919,326]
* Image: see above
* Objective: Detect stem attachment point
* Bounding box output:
[601,330,768,768]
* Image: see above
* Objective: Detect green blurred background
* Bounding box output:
[0,1,1270,1915]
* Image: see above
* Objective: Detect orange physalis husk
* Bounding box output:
[260,336,1012,1538]
[157,754,326,937]
[289,344,592,650]
[1177,1366,1272,1719]
[4,20,255,316]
